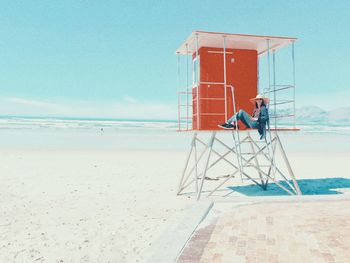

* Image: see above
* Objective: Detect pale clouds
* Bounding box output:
[4,97,69,111]
[122,95,138,104]
[0,96,177,120]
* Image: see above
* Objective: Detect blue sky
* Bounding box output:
[0,0,349,119]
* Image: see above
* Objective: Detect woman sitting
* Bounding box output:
[218,94,269,139]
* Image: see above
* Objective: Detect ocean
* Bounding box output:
[0,116,349,150]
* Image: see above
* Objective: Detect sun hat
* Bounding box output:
[249,94,270,104]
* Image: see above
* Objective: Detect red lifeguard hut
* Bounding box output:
[176,31,301,199]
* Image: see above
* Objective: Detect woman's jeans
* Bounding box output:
[227,109,258,129]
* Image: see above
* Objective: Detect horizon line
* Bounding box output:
[0,114,178,123]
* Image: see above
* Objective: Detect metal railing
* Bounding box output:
[178,83,296,130]
[177,81,234,131]
[177,89,193,131]
[263,84,296,128]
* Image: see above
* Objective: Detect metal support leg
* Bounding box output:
[229,87,244,182]
[276,134,302,195]
[247,132,266,189]
[292,41,296,129]
[194,135,199,195]
[272,50,277,129]
[232,131,244,182]
[177,132,197,194]
[197,131,216,200]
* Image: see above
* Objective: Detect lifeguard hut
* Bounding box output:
[176,31,302,199]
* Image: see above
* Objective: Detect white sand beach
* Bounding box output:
[1,1,350,262]
[0,148,189,262]
[0,125,350,262]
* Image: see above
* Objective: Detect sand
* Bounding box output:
[0,149,190,262]
[0,131,349,262]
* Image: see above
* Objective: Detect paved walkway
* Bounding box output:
[177,199,350,263]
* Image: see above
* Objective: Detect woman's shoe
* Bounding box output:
[218,123,228,129]
[224,123,239,130]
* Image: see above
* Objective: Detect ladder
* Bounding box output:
[230,84,300,192]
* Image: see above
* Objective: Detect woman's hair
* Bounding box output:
[255,100,265,108]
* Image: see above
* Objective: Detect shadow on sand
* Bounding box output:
[228,177,350,196]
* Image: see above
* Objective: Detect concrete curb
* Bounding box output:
[143,200,214,263]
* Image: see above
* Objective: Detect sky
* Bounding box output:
[0,0,349,119]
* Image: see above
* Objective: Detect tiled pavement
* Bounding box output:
[177,200,350,263]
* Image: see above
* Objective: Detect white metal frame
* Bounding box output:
[177,130,302,199]
[176,32,301,198]
[177,37,297,131]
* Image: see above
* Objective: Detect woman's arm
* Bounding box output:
[251,109,258,121]
[258,106,269,123]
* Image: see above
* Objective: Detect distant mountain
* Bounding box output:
[327,107,350,123]
[296,106,328,123]
[275,106,350,125]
